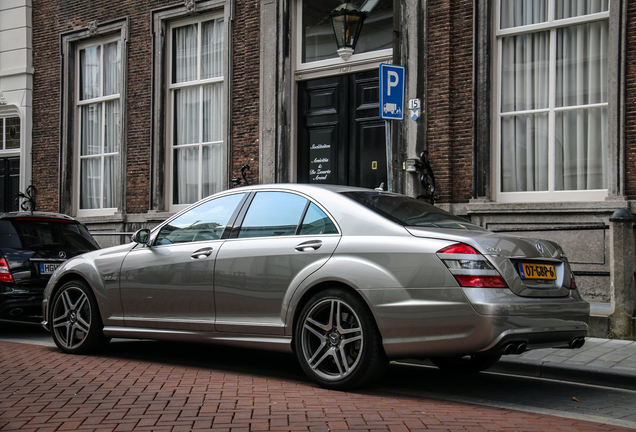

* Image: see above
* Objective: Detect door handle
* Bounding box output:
[191,247,213,259]
[295,240,322,252]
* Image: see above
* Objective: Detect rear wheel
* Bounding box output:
[50,280,108,354]
[430,353,502,373]
[294,289,387,390]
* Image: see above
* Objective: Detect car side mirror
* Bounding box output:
[132,229,151,246]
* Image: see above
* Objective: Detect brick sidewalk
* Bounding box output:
[0,341,632,432]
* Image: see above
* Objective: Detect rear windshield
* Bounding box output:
[341,192,486,231]
[0,218,99,253]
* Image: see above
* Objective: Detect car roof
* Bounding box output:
[0,211,79,222]
[223,183,395,195]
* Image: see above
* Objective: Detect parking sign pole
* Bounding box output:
[385,120,392,192]
[379,64,404,193]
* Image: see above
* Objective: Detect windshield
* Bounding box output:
[341,192,486,231]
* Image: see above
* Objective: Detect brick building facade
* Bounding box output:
[19,0,636,338]
[31,0,261,239]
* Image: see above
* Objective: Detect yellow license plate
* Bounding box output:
[518,263,556,280]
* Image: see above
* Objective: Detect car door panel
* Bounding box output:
[214,235,339,334]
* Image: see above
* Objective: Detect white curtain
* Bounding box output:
[500,0,547,29]
[201,19,224,80]
[555,0,608,19]
[104,100,120,208]
[556,21,608,190]
[172,19,225,204]
[173,24,197,83]
[103,41,121,96]
[175,147,199,204]
[500,0,608,193]
[80,46,100,100]
[501,31,549,192]
[80,105,101,209]
[79,42,120,210]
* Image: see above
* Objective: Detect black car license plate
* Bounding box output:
[40,263,61,275]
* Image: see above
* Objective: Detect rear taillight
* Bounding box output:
[437,242,508,288]
[0,258,14,283]
[570,274,578,290]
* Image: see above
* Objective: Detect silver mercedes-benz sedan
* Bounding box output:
[42,184,589,389]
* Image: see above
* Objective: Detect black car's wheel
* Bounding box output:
[294,289,387,390]
[50,280,108,354]
[430,353,502,373]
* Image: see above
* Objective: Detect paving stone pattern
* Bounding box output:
[1,341,633,432]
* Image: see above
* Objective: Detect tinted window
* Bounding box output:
[0,219,99,252]
[299,203,338,235]
[156,193,245,245]
[342,192,487,231]
[239,192,308,238]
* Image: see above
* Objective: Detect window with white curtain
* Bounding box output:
[169,15,225,206]
[496,0,609,202]
[77,38,121,212]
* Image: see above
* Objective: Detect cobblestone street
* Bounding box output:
[1,340,633,432]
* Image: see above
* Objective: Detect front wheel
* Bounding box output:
[430,353,502,373]
[294,289,387,390]
[50,280,108,354]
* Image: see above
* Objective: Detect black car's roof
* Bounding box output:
[0,211,78,222]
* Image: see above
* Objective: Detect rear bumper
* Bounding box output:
[360,286,589,359]
[0,289,45,318]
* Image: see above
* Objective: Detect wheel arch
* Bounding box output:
[289,280,380,350]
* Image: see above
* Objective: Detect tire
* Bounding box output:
[50,279,108,354]
[294,288,387,390]
[430,353,502,374]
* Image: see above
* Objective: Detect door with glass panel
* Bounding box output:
[119,192,247,331]
[214,191,340,335]
[0,117,20,212]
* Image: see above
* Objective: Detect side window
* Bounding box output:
[299,203,337,235]
[155,193,244,245]
[238,192,308,239]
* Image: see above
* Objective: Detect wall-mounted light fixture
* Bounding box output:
[330,3,367,61]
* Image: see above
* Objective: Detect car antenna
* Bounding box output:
[375,182,385,192]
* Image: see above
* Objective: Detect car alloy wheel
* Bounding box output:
[50,280,106,354]
[295,289,386,389]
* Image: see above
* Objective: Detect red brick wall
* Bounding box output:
[625,1,636,199]
[231,0,261,186]
[426,0,474,204]
[31,0,260,214]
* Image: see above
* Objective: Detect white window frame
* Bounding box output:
[294,0,393,79]
[493,2,610,203]
[74,34,122,217]
[166,13,226,212]
[0,115,21,155]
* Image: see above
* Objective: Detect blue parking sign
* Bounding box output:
[379,63,405,121]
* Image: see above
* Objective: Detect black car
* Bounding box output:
[0,212,99,319]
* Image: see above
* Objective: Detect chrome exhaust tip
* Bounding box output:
[569,337,585,349]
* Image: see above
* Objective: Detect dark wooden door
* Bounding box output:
[298,70,386,189]
[0,157,19,212]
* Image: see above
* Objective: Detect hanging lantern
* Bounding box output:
[330,3,367,61]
